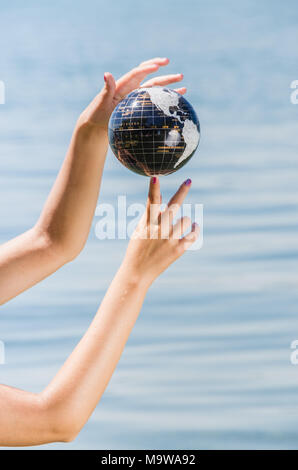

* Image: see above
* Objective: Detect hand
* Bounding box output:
[122,177,199,288]
[77,58,186,131]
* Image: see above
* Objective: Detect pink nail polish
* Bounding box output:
[104,73,107,82]
[184,178,192,186]
[152,176,157,184]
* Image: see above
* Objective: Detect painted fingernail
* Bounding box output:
[184,178,192,186]
[104,73,107,82]
[152,176,157,184]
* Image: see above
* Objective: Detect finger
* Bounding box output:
[161,178,192,225]
[174,87,187,95]
[93,72,116,110]
[128,63,160,80]
[181,222,200,250]
[172,216,191,240]
[146,176,161,225]
[141,73,183,88]
[139,57,169,67]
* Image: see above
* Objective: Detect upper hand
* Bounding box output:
[78,58,186,131]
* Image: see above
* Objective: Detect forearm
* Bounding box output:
[40,263,148,440]
[36,123,108,259]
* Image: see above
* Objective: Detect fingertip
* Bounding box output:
[180,223,199,247]
[103,73,116,97]
[183,231,197,249]
[148,176,160,203]
[192,222,200,235]
[104,72,115,84]
[155,57,169,64]
[104,72,111,83]
[184,178,192,187]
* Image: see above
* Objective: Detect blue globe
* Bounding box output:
[108,87,200,176]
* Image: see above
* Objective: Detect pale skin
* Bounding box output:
[0,58,199,446]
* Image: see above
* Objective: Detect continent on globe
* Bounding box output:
[108,86,201,176]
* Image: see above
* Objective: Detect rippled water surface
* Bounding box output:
[1,0,298,449]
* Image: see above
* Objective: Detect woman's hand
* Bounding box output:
[0,57,185,305]
[122,177,199,288]
[77,57,186,131]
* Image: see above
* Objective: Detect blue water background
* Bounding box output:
[0,0,298,449]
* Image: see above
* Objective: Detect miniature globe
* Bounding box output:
[108,87,200,176]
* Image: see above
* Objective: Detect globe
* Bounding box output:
[108,86,201,176]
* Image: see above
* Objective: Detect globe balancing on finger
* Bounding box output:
[108,87,201,176]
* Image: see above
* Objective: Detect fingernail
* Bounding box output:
[152,176,157,184]
[184,178,192,186]
[104,73,107,82]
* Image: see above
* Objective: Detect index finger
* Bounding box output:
[146,176,161,224]
[139,57,169,67]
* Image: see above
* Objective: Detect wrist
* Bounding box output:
[117,261,152,293]
[75,116,109,141]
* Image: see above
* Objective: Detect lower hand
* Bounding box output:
[77,58,186,131]
[122,177,199,288]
